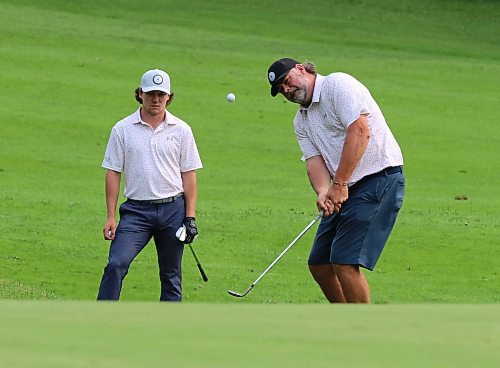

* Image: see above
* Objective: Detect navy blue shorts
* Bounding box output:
[308,167,405,270]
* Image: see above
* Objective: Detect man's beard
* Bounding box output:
[287,74,309,105]
[290,88,307,105]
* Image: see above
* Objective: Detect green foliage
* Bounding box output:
[0,0,499,303]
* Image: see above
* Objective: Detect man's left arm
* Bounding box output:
[181,170,197,217]
[328,114,370,211]
[181,170,198,242]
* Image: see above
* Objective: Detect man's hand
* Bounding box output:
[183,217,198,243]
[103,218,117,240]
[317,190,335,217]
[326,183,349,214]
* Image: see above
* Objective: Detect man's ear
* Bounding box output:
[295,64,306,74]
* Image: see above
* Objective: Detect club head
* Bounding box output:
[227,290,245,298]
[226,213,322,300]
[227,284,254,298]
[175,226,186,242]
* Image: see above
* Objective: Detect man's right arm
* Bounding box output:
[103,169,121,240]
[306,156,335,216]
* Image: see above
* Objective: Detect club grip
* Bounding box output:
[197,263,208,282]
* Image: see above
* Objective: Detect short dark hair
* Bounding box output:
[134,88,174,106]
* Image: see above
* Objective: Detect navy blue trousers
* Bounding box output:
[97,197,185,301]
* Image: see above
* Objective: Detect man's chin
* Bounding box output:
[150,107,163,115]
[290,90,307,105]
[292,96,307,105]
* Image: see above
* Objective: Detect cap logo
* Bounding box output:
[268,72,276,82]
[153,74,163,85]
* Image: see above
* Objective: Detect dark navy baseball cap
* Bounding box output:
[267,58,300,96]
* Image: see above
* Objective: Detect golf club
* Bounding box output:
[227,211,323,298]
[176,226,208,282]
[188,244,208,282]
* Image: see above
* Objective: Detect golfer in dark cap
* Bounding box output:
[267,58,405,303]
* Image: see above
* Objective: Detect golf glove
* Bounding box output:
[183,217,198,243]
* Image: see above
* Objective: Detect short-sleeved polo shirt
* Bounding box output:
[293,73,403,185]
[102,108,203,200]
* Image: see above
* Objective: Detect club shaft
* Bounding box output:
[189,244,208,282]
[249,212,322,288]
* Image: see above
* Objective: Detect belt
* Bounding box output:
[129,193,183,204]
[353,166,403,188]
[365,166,402,180]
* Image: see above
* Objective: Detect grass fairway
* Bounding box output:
[1,301,499,368]
[0,0,499,303]
[0,1,499,364]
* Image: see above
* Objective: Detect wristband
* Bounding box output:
[333,182,348,187]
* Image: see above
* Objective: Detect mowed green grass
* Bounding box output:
[1,1,499,365]
[1,301,499,368]
[1,0,499,305]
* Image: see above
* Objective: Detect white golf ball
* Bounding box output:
[227,93,235,102]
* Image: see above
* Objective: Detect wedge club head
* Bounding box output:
[227,285,254,298]
[227,212,323,298]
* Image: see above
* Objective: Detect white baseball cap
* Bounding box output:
[140,69,171,94]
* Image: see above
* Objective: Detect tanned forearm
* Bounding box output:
[306,155,331,194]
[306,155,335,215]
[181,171,197,218]
[103,169,121,240]
[105,170,121,219]
[334,115,371,184]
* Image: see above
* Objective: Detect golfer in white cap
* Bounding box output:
[97,68,203,301]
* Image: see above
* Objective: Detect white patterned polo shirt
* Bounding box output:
[293,73,403,185]
[102,108,203,200]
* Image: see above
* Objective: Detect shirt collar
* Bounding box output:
[132,108,175,126]
[300,74,325,111]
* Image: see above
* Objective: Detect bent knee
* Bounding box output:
[309,264,334,277]
[106,259,131,273]
[332,263,360,276]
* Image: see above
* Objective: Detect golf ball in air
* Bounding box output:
[227,93,235,102]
